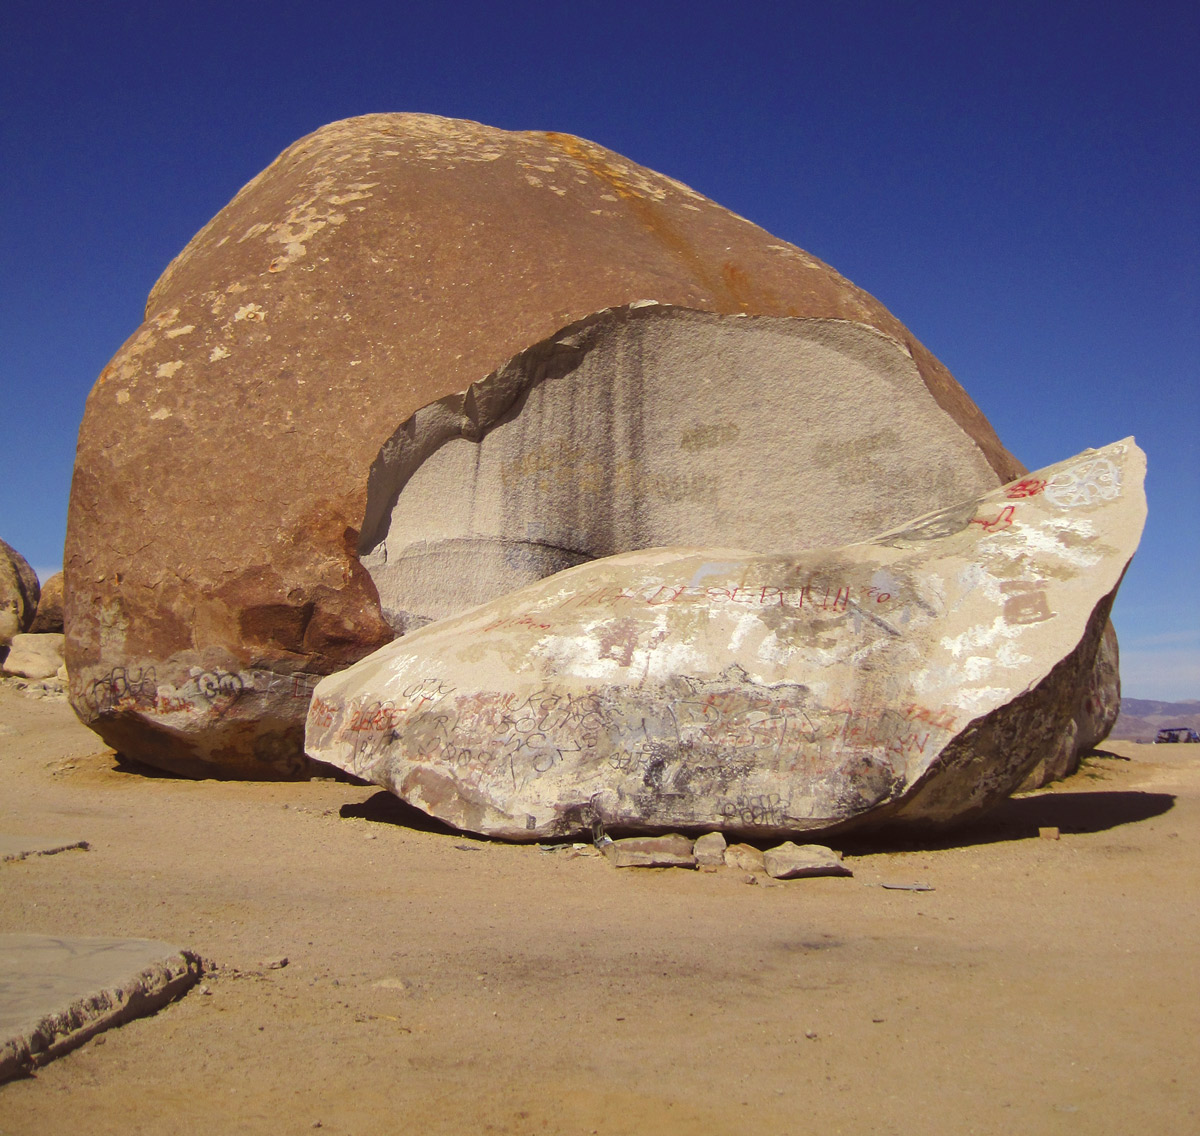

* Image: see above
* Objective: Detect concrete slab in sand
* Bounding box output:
[0,935,203,1081]
[0,835,89,863]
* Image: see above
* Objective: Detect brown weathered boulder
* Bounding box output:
[29,572,63,634]
[64,113,1022,778]
[1,540,39,650]
[305,440,1144,841]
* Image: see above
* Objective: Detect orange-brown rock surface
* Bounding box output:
[29,571,63,634]
[64,113,1022,778]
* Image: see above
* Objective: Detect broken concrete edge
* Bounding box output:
[0,840,90,864]
[0,950,205,1084]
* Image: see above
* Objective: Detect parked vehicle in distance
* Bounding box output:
[1155,727,1200,743]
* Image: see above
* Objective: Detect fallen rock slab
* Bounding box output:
[604,834,696,869]
[307,439,1144,840]
[0,935,202,1082]
[763,843,851,879]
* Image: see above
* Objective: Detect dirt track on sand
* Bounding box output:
[1,682,1197,1135]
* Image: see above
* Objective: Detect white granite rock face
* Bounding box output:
[360,306,1000,635]
[306,440,1145,841]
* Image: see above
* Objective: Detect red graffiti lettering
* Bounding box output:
[1006,478,1047,499]
[970,505,1016,532]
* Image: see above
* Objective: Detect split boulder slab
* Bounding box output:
[64,112,1022,779]
[0,935,202,1082]
[306,439,1145,841]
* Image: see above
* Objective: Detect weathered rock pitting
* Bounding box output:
[306,440,1145,840]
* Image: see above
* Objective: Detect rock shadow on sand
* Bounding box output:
[339,791,465,837]
[843,787,1175,853]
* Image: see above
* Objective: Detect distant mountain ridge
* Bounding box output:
[1109,698,1200,742]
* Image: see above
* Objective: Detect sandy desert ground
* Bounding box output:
[0,679,1197,1136]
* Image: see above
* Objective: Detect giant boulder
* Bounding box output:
[64,113,1022,778]
[305,440,1145,840]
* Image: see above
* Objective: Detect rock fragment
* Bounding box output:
[693,832,728,867]
[603,834,696,868]
[307,439,1145,841]
[724,844,766,873]
[763,843,852,879]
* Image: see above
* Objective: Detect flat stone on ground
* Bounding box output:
[0,935,203,1082]
[763,842,852,880]
[604,834,696,868]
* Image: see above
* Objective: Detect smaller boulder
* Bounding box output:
[725,844,766,873]
[0,540,39,648]
[3,634,65,681]
[763,843,852,880]
[29,572,63,634]
[694,832,728,867]
[604,834,696,868]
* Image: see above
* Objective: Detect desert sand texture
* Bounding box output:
[1,679,1196,1136]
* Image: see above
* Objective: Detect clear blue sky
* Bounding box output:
[2,1,1196,699]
